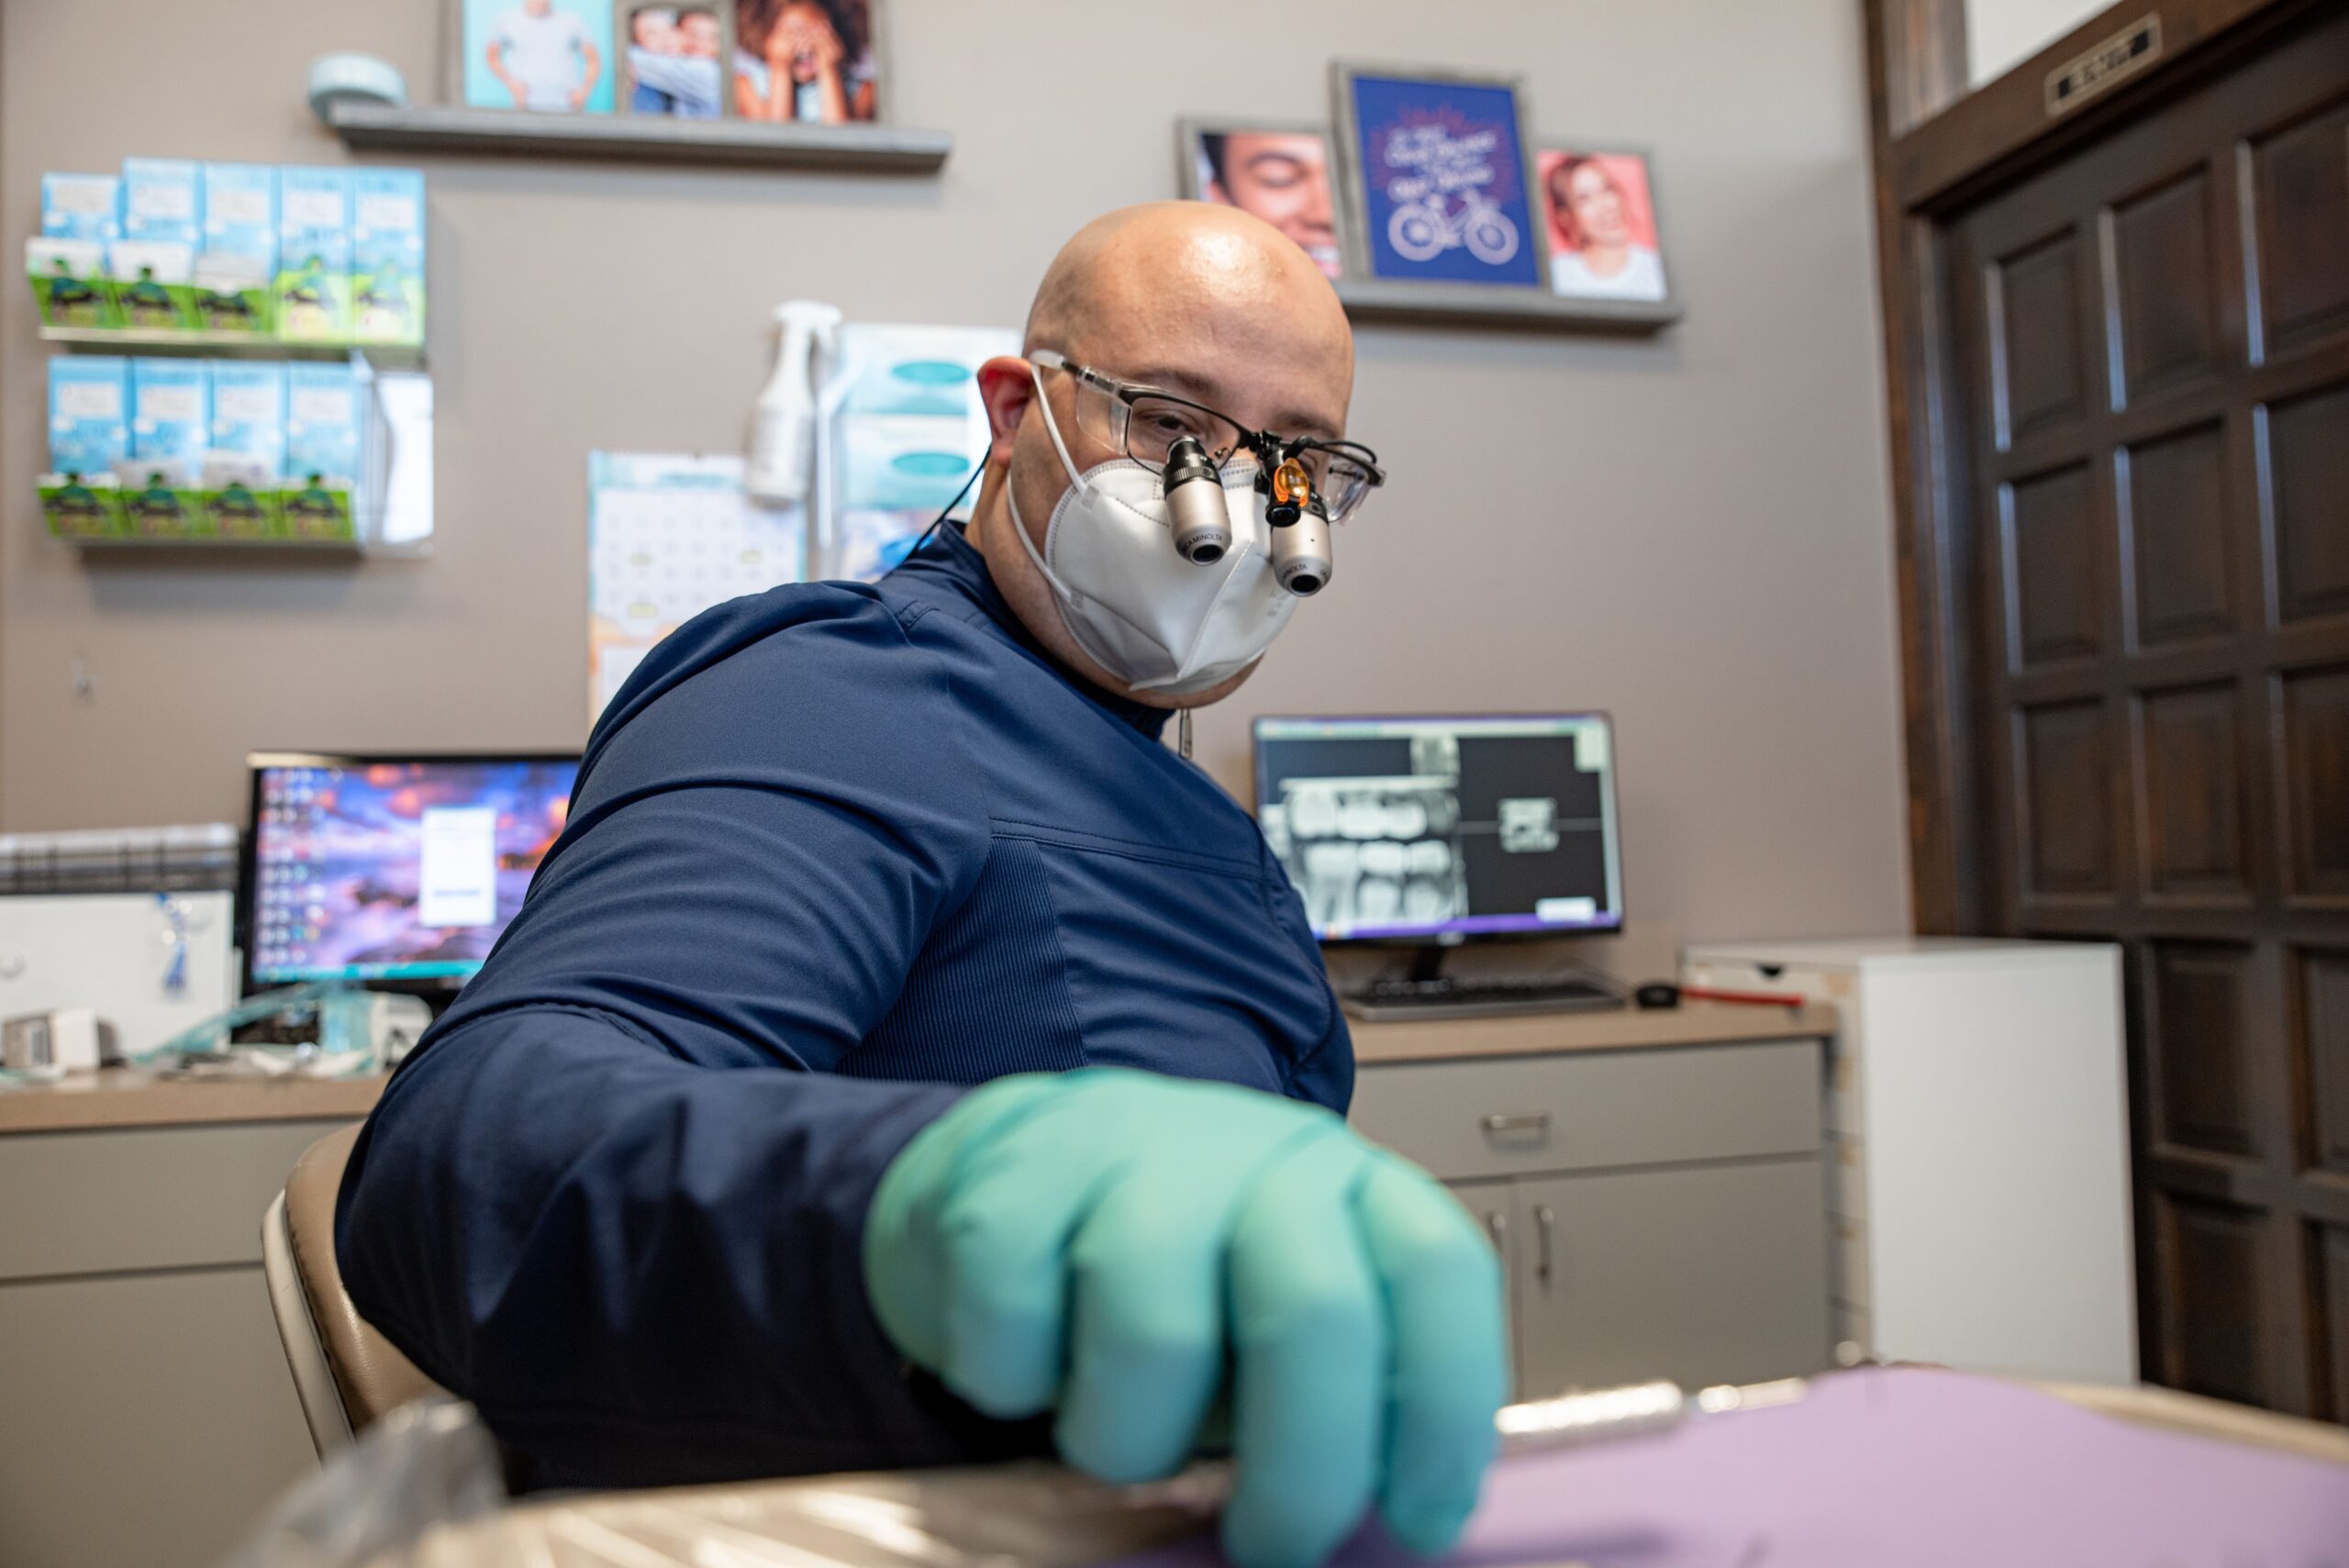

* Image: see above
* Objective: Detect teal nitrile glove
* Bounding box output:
[863,1068,1508,1568]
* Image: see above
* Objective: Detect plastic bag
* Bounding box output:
[381,1459,1220,1568]
[220,1399,1218,1568]
[218,1400,507,1568]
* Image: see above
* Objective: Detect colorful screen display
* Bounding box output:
[248,755,578,984]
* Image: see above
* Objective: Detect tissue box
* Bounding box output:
[47,356,129,476]
[107,238,200,330]
[350,168,425,346]
[39,473,128,539]
[283,361,362,539]
[41,173,122,243]
[121,158,201,246]
[122,359,212,537]
[207,361,288,538]
[27,237,120,328]
[207,361,285,475]
[195,162,277,334]
[276,168,352,340]
[130,358,208,462]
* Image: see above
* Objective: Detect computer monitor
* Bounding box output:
[1252,714,1624,943]
[242,751,581,991]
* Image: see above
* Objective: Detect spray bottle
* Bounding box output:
[745,299,843,507]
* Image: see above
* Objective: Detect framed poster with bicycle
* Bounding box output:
[1330,63,1545,292]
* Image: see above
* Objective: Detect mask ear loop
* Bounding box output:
[1030,361,1090,494]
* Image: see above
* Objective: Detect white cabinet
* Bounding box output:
[1683,938,2136,1384]
[1351,1036,1831,1398]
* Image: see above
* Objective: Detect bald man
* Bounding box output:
[339,205,1505,1568]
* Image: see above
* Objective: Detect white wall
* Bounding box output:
[2,0,1912,944]
[1970,0,2117,86]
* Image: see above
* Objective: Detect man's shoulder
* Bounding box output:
[585,577,961,762]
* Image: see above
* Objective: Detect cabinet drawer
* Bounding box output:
[1351,1040,1823,1182]
[0,1120,351,1281]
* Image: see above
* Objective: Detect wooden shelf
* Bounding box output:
[1335,279,1681,334]
[39,327,423,368]
[325,101,952,172]
[56,533,369,557]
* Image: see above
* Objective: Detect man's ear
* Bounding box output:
[975,356,1035,468]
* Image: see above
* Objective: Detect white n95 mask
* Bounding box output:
[1008,365,1297,695]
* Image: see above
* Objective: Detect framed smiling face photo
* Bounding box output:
[1177,119,1346,281]
[730,0,882,123]
[1538,147,1673,306]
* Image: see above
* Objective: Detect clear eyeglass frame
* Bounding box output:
[1029,349,1384,524]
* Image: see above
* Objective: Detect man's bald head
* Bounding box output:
[963,201,1361,710]
[1023,202,1353,434]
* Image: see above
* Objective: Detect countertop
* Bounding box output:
[0,1068,387,1133]
[0,1001,1836,1127]
[1351,999,1837,1064]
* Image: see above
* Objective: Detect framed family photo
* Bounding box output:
[1175,118,1345,281]
[1329,62,1545,292]
[1537,146,1675,306]
[615,1,729,119]
[448,0,889,122]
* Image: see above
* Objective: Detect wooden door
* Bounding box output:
[1949,7,2349,1418]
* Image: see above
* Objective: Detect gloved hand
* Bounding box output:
[864,1069,1507,1568]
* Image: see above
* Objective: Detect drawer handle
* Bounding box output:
[1485,1210,1508,1255]
[1480,1112,1552,1137]
[1534,1204,1555,1287]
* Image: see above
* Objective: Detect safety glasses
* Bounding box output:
[1030,350,1385,525]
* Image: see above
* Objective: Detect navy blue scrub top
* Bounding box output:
[335,522,1351,1486]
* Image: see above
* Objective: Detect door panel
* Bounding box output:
[2266,381,2349,625]
[1510,1161,1829,1399]
[1949,6,2349,1419]
[2249,100,2349,356]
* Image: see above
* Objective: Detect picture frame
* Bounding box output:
[447,0,619,115]
[612,0,732,120]
[1329,61,1546,293]
[1174,117,1348,281]
[1535,143,1676,311]
[728,0,887,125]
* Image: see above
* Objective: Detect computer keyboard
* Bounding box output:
[1342,973,1628,1021]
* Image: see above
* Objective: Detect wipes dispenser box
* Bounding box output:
[277,168,352,341]
[283,361,363,539]
[207,361,287,538]
[350,168,424,347]
[29,173,124,329]
[122,357,212,538]
[195,162,278,334]
[41,357,130,538]
[114,158,203,330]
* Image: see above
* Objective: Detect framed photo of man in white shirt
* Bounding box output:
[454,0,616,115]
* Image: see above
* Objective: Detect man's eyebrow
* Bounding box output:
[1119,364,1342,440]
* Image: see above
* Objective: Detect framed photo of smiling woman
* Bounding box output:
[1176,119,1348,282]
[1537,146,1675,306]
